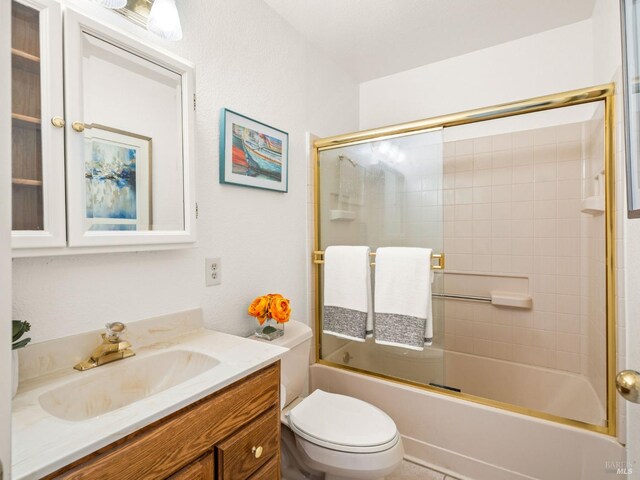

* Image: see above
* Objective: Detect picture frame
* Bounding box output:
[219,108,289,192]
[621,0,640,217]
[83,124,152,231]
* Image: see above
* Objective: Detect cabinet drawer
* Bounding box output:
[168,452,214,480]
[48,362,279,480]
[248,455,279,480]
[217,407,280,479]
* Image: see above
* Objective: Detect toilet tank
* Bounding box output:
[252,320,312,408]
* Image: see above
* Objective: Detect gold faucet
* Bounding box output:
[74,322,135,371]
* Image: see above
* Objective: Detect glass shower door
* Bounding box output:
[316,128,446,387]
[313,85,615,434]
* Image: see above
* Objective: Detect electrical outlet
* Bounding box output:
[205,257,221,286]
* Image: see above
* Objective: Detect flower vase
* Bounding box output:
[12,350,19,398]
[255,318,284,341]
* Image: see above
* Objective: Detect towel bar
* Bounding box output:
[312,250,445,270]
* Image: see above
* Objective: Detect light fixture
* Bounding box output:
[147,0,183,41]
[89,0,127,9]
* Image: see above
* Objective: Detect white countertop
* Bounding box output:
[11,327,287,480]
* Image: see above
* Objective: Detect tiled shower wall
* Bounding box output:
[442,120,606,380]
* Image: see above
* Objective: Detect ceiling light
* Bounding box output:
[89,0,127,9]
[147,0,183,41]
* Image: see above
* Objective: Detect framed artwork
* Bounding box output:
[83,125,152,231]
[621,0,640,217]
[219,108,289,192]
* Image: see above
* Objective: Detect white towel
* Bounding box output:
[323,246,373,342]
[374,247,433,351]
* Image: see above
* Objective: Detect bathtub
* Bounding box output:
[323,341,605,426]
[312,341,624,480]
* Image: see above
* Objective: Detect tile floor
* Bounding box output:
[387,460,461,480]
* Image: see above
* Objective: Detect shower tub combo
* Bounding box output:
[311,85,623,480]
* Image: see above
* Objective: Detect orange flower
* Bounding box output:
[268,294,291,324]
[248,296,269,325]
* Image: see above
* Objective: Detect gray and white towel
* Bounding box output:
[323,246,373,342]
[374,247,433,350]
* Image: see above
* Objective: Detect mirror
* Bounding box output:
[81,33,184,232]
[64,9,195,247]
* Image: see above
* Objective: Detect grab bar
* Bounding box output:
[432,292,532,308]
[312,250,445,270]
[432,292,491,303]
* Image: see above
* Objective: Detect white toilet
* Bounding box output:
[251,320,404,480]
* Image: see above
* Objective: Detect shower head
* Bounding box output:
[338,154,358,167]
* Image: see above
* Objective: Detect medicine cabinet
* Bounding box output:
[11,0,196,255]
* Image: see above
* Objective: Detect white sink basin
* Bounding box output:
[39,349,219,421]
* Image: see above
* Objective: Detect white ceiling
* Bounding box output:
[263,0,596,82]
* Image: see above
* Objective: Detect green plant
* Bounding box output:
[12,320,31,350]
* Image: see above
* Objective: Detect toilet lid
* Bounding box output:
[287,390,398,452]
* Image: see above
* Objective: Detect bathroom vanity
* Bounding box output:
[46,363,280,480]
[11,310,287,480]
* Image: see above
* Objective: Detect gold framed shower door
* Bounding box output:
[312,84,617,436]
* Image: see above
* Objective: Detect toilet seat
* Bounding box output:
[287,389,400,454]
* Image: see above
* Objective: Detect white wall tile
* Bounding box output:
[492,167,513,185]
[512,183,534,201]
[492,185,512,202]
[455,154,474,172]
[473,169,492,187]
[534,181,558,201]
[456,139,474,156]
[513,165,534,184]
[473,152,492,170]
[473,203,492,220]
[439,121,607,398]
[533,144,557,164]
[474,136,493,154]
[512,146,534,165]
[511,237,534,255]
[492,150,513,168]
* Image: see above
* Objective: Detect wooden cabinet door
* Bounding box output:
[168,452,214,480]
[11,0,66,249]
[247,455,279,480]
[216,407,280,479]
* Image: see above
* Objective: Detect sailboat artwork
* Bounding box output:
[220,108,289,192]
[232,124,283,181]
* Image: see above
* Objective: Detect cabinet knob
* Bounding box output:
[72,121,85,133]
[51,116,65,128]
[251,445,263,459]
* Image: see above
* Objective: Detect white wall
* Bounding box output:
[1,0,12,474]
[12,0,359,344]
[359,20,594,129]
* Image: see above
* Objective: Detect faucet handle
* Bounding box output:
[105,322,127,342]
